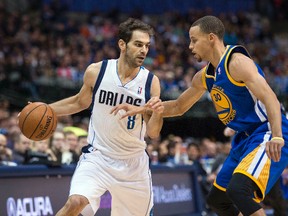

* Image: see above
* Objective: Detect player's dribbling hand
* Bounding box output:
[17,101,32,124]
[265,138,284,162]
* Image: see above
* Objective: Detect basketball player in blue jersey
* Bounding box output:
[111,16,288,216]
[46,18,163,216]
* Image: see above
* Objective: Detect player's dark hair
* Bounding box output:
[191,15,225,40]
[118,18,154,43]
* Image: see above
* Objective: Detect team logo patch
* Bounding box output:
[210,86,236,124]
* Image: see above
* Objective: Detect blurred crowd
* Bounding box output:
[1,1,288,214]
[0,1,288,106]
[0,103,89,166]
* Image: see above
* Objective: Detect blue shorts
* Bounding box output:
[214,116,288,202]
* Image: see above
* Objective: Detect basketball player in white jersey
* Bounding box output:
[48,18,164,216]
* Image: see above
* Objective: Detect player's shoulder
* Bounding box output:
[229,45,252,64]
[229,52,253,69]
[191,67,207,90]
[83,62,105,85]
[86,62,103,72]
[194,67,205,79]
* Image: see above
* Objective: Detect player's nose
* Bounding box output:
[189,42,194,50]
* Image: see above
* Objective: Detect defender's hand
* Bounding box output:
[146,97,163,114]
[266,137,284,162]
[110,104,146,119]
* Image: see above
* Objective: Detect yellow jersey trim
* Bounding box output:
[213,181,226,192]
[224,46,246,87]
[201,66,208,89]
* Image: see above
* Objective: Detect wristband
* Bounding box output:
[271,137,284,142]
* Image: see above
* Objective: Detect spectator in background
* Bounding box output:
[166,138,182,165]
[50,130,65,165]
[157,138,170,163]
[0,109,21,150]
[206,141,231,185]
[63,130,79,164]
[77,135,88,156]
[187,142,210,196]
[11,133,32,164]
[32,139,57,163]
[0,133,14,165]
[1,2,288,111]
[199,138,217,174]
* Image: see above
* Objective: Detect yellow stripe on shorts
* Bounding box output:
[233,133,271,202]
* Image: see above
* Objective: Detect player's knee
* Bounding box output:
[226,182,240,203]
[226,173,251,204]
[206,186,240,216]
[226,174,263,215]
[206,186,224,209]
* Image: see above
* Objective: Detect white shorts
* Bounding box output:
[69,150,154,216]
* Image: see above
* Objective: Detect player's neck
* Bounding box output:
[209,43,227,68]
[117,59,140,83]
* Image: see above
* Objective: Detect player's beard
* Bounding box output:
[124,51,143,68]
[197,57,202,62]
[193,53,202,62]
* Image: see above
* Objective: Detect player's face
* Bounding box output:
[189,26,211,62]
[124,30,150,67]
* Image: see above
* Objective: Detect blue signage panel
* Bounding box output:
[0,165,203,216]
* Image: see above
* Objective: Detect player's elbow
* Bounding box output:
[146,124,163,139]
[147,131,160,140]
[175,106,187,117]
[76,95,91,110]
[81,101,91,110]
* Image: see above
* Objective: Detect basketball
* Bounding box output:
[18,102,58,141]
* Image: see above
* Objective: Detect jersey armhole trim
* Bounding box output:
[201,67,208,90]
[224,46,247,87]
[91,60,108,105]
[145,72,154,103]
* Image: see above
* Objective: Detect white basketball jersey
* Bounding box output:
[87,59,154,159]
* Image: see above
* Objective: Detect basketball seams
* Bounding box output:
[21,103,46,133]
[18,102,57,141]
[29,105,48,140]
[41,106,57,140]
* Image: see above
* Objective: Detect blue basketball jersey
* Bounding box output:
[203,45,288,201]
[202,45,268,134]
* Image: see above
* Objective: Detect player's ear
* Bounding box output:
[118,39,126,51]
[208,33,216,43]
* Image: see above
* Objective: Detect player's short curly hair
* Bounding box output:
[118,18,154,43]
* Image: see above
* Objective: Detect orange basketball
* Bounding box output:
[18,102,58,141]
